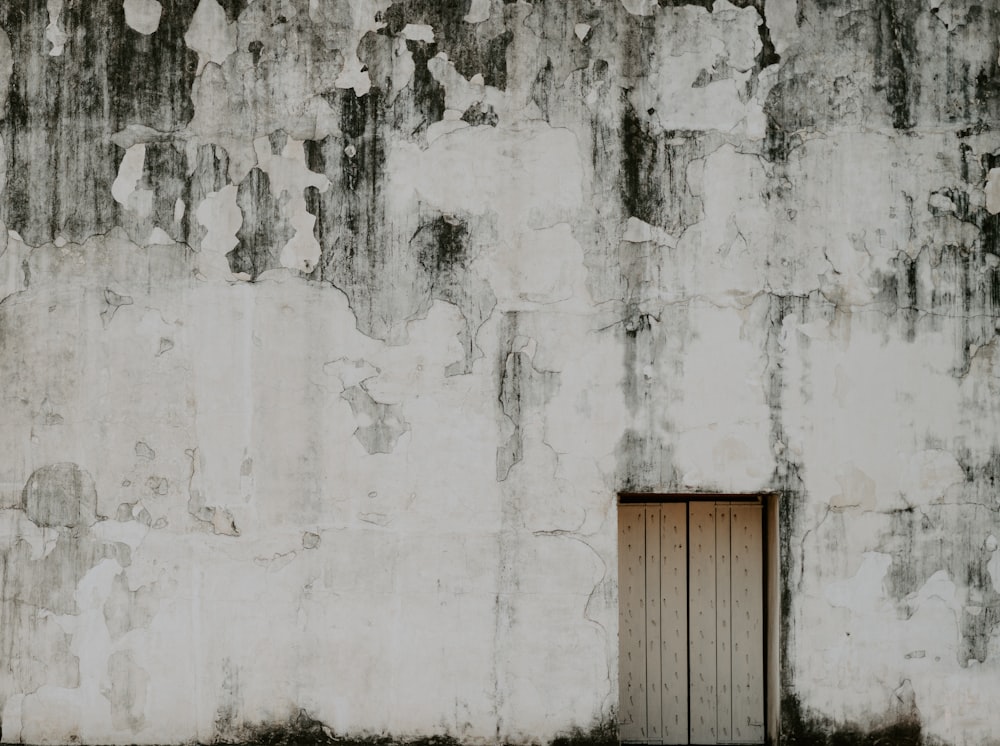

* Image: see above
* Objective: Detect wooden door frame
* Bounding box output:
[616,492,780,746]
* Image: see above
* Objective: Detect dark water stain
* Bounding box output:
[210,713,615,746]
[357,31,446,133]
[227,167,293,278]
[305,87,398,338]
[620,99,702,232]
[248,39,264,65]
[781,693,924,746]
[377,1,515,90]
[0,0,199,245]
[614,301,678,493]
[760,293,814,719]
[135,140,189,242]
[184,143,232,249]
[307,87,385,286]
[103,570,159,641]
[215,657,244,737]
[413,215,469,275]
[1,466,133,719]
[880,502,1000,667]
[872,0,918,130]
[217,0,251,23]
[22,462,98,528]
[269,130,289,155]
[305,38,494,352]
[870,236,1000,376]
[658,0,779,68]
[531,58,555,120]
[410,210,496,375]
[496,312,559,481]
[613,428,677,493]
[761,75,814,163]
[461,101,499,127]
[107,649,148,732]
[214,708,484,746]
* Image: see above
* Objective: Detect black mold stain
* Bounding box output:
[103,571,158,641]
[227,167,293,279]
[780,692,923,746]
[377,2,515,90]
[248,40,264,65]
[135,140,189,242]
[496,312,559,481]
[309,86,385,268]
[216,657,244,737]
[761,74,818,163]
[217,0,251,23]
[872,251,919,342]
[460,101,499,127]
[214,709,473,746]
[872,0,917,130]
[762,293,811,727]
[414,215,469,275]
[305,52,493,352]
[658,0,779,68]
[269,130,289,155]
[410,209,496,375]
[879,502,1000,667]
[359,31,446,133]
[871,237,1000,376]
[658,0,714,9]
[184,143,232,249]
[0,0,199,246]
[620,99,702,232]
[531,57,555,120]
[209,711,617,746]
[305,87,397,338]
[549,718,618,746]
[614,302,677,492]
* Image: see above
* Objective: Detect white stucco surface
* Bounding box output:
[1,1,999,744]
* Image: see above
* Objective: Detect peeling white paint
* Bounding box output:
[401,23,434,43]
[195,185,241,274]
[122,0,163,35]
[111,144,146,206]
[184,0,237,73]
[464,0,491,24]
[45,0,68,56]
[5,2,1000,744]
[986,168,1000,215]
[335,55,373,97]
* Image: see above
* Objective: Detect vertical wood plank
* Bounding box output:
[688,502,717,744]
[646,508,662,741]
[659,503,688,745]
[618,505,647,741]
[716,504,733,743]
[731,504,765,744]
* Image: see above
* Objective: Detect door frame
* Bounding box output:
[616,492,780,746]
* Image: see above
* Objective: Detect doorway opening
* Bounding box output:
[617,494,779,745]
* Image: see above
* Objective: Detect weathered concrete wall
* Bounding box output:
[0,0,999,744]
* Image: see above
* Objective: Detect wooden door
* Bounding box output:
[618,501,765,745]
